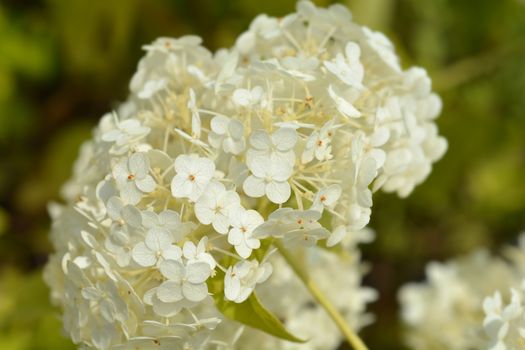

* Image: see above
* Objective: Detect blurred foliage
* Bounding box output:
[0,0,523,349]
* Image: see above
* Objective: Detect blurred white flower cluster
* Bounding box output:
[45,1,445,349]
[399,234,525,350]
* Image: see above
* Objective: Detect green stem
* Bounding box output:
[275,241,368,350]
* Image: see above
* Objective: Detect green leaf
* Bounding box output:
[208,265,306,343]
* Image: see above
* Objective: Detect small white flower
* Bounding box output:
[301,119,338,163]
[224,260,272,303]
[243,155,292,204]
[112,153,156,205]
[171,154,215,202]
[208,115,245,155]
[254,208,330,247]
[194,181,241,234]
[101,114,150,150]
[182,237,216,269]
[131,228,181,267]
[141,209,181,230]
[246,127,297,166]
[157,260,212,303]
[311,184,342,213]
[228,208,264,259]
[106,196,142,229]
[324,42,364,88]
[232,86,266,108]
[327,85,361,119]
[141,209,187,242]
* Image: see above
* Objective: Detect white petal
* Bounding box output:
[194,201,214,225]
[159,260,185,281]
[113,159,130,185]
[244,210,264,231]
[183,241,197,259]
[121,205,141,227]
[210,115,230,135]
[186,262,212,284]
[129,153,149,179]
[182,282,208,302]
[136,175,156,193]
[224,271,240,301]
[102,129,122,142]
[371,127,390,147]
[270,159,293,181]
[266,181,291,204]
[327,225,346,247]
[141,211,158,229]
[328,85,361,118]
[228,228,243,245]
[174,154,191,173]
[358,157,377,187]
[235,242,252,259]
[194,158,216,178]
[232,89,251,106]
[236,287,253,303]
[120,182,143,205]
[145,228,172,251]
[208,131,223,149]
[228,119,244,138]
[346,41,361,60]
[212,213,230,234]
[132,242,156,267]
[171,175,192,199]
[159,210,181,229]
[106,196,124,221]
[248,155,271,178]
[243,176,265,198]
[162,246,182,261]
[157,281,183,303]
[271,127,297,151]
[249,130,271,150]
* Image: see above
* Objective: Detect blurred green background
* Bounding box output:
[0,0,524,349]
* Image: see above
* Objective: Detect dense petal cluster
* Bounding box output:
[399,235,525,350]
[45,1,444,349]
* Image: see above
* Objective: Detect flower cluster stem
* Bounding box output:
[275,241,368,350]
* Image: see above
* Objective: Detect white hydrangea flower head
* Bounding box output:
[45,1,446,348]
[399,234,525,350]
